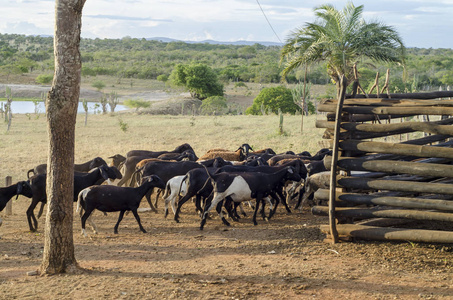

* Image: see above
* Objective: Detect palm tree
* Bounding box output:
[280,2,405,96]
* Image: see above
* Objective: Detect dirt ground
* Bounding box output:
[1,196,453,300]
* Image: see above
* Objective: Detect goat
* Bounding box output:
[216,159,308,215]
[200,166,302,230]
[133,160,203,211]
[108,154,126,169]
[197,157,233,168]
[116,155,159,187]
[77,175,165,236]
[26,165,122,232]
[198,147,245,162]
[158,150,198,161]
[162,175,187,217]
[126,143,194,158]
[117,150,196,188]
[27,156,107,178]
[169,167,213,222]
[295,171,331,210]
[0,181,33,226]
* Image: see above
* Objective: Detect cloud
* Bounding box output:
[85,14,173,22]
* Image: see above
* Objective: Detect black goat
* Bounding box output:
[26,165,122,231]
[126,143,194,158]
[0,181,33,226]
[27,156,107,178]
[77,175,165,236]
[200,166,302,230]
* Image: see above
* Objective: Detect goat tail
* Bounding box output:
[131,166,144,187]
[162,181,171,199]
[76,188,90,215]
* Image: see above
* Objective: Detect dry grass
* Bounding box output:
[0,112,325,182]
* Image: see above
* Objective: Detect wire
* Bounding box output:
[256,0,283,43]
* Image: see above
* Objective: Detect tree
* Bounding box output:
[41,0,86,275]
[170,63,224,100]
[35,74,54,85]
[200,96,228,115]
[280,2,405,96]
[245,86,299,115]
[91,80,105,92]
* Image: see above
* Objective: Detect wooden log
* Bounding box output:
[319,104,453,115]
[335,159,453,178]
[339,140,453,159]
[5,176,12,215]
[337,177,453,195]
[323,135,452,158]
[346,90,453,99]
[315,189,453,211]
[322,98,453,107]
[313,206,453,222]
[340,118,453,135]
[320,224,453,243]
[326,113,414,122]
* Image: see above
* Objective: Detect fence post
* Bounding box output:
[5,176,12,215]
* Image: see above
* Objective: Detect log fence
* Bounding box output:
[313,89,453,244]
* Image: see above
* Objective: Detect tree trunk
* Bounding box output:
[40,0,86,275]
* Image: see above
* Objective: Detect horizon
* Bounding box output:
[2,1,453,49]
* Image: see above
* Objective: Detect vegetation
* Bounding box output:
[35,74,53,84]
[280,2,405,94]
[123,99,151,111]
[0,30,452,104]
[170,63,224,100]
[200,96,228,115]
[246,86,299,115]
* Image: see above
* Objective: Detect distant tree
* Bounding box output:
[201,96,228,115]
[124,99,150,111]
[91,80,105,91]
[35,74,54,85]
[245,86,299,115]
[157,74,168,82]
[170,63,224,100]
[107,91,120,113]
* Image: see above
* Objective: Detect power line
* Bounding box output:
[256,0,283,43]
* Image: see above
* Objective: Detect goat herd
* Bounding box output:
[0,143,332,236]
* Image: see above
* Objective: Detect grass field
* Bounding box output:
[0,112,325,183]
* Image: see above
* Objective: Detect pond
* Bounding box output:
[0,101,127,114]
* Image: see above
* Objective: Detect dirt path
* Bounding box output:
[1,197,453,299]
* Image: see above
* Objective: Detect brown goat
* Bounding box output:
[197,147,245,162]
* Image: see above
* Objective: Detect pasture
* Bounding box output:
[1,113,453,299]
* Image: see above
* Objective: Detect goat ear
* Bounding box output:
[16,182,23,199]
[100,166,109,180]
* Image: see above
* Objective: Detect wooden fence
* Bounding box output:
[313,87,453,244]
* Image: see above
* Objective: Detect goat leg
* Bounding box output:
[131,208,147,233]
[114,210,126,234]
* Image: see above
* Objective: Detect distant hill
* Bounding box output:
[146,37,283,47]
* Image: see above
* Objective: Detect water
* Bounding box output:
[0,101,127,114]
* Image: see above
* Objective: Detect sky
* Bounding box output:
[1,0,453,48]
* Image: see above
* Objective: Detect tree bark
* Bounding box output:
[40,0,86,275]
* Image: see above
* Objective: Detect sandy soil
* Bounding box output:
[1,196,453,300]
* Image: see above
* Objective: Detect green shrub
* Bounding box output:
[201,96,228,115]
[123,99,151,111]
[157,74,169,82]
[35,74,53,85]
